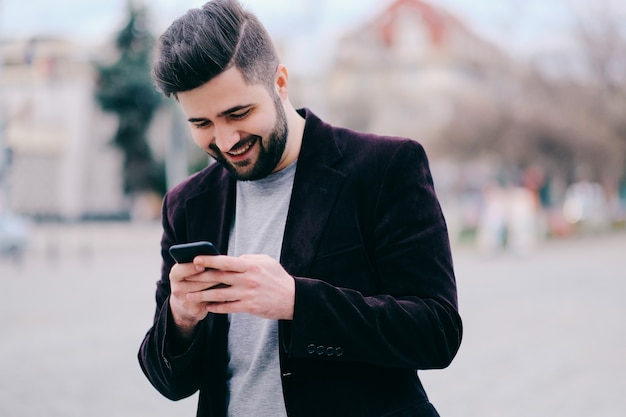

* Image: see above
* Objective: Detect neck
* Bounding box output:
[279,101,305,170]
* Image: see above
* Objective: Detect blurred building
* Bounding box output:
[318,0,514,147]
[0,37,128,220]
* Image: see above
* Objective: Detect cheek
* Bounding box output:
[190,130,214,151]
[248,113,277,138]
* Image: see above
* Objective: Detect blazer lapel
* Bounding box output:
[281,110,345,276]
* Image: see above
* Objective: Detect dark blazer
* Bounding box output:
[139,109,462,417]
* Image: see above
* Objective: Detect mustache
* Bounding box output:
[208,135,260,156]
[227,136,259,154]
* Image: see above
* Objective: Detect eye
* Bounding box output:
[230,108,252,120]
[192,120,212,129]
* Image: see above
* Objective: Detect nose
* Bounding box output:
[214,122,240,152]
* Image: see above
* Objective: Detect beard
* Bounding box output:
[210,94,288,182]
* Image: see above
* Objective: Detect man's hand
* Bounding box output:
[169,254,295,337]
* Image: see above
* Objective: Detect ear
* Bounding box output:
[275,64,289,99]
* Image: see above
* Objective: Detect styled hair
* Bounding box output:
[152,0,279,97]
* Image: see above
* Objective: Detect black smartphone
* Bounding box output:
[169,241,220,263]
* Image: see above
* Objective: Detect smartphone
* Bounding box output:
[169,241,228,290]
[169,241,220,263]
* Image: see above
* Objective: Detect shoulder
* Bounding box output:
[338,125,425,154]
[163,161,230,212]
[301,108,428,166]
[332,125,430,175]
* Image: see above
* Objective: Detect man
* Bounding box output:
[138,0,462,416]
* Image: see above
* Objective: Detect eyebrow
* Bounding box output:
[187,104,253,123]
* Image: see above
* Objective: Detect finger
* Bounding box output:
[181,280,223,293]
[169,262,204,282]
[205,300,240,315]
[183,267,232,288]
[187,285,237,304]
[193,255,247,273]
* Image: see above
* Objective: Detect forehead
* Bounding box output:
[177,67,271,117]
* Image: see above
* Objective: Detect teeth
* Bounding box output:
[228,140,254,156]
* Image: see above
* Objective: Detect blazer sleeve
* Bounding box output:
[137,192,208,401]
[287,140,462,370]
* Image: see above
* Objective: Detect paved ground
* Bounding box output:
[1,222,625,417]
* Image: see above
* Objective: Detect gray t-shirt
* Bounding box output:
[226,162,296,417]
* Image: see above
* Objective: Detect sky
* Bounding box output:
[0,0,582,56]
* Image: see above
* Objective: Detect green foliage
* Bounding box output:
[95,2,164,196]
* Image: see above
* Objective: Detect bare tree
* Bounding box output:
[567,0,626,191]
[435,0,626,194]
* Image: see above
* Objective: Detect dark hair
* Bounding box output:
[152,0,279,97]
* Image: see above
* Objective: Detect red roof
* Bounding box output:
[356,0,469,47]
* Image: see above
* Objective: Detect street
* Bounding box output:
[1,222,625,416]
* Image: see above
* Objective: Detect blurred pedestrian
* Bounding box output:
[138,1,462,416]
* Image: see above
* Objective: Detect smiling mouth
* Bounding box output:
[227,138,257,157]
